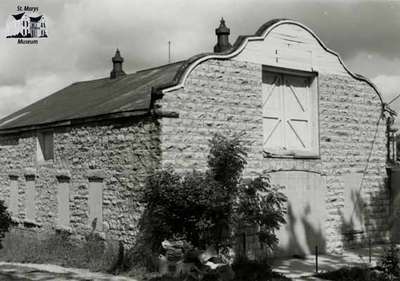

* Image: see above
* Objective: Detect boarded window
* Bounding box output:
[88,178,103,231]
[342,173,364,233]
[262,69,318,157]
[25,176,36,221]
[8,176,19,217]
[57,177,70,227]
[37,131,54,162]
[271,171,327,256]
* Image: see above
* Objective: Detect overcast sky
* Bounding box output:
[0,0,400,119]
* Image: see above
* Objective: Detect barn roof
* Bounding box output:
[0,19,387,134]
[0,61,184,132]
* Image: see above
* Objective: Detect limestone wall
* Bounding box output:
[0,60,390,256]
[157,59,389,254]
[0,117,160,246]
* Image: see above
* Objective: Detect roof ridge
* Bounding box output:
[70,61,185,85]
[135,60,186,74]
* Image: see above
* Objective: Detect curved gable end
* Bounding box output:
[235,21,345,74]
[0,17,392,260]
[157,19,392,256]
[165,19,384,104]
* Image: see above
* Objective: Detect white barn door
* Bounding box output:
[283,75,311,151]
[262,73,284,153]
[262,71,316,156]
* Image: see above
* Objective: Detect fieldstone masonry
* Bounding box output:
[0,117,160,246]
[0,30,392,258]
[157,59,389,254]
[0,58,390,257]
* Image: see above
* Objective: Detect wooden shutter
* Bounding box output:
[8,178,19,217]
[342,173,364,232]
[88,179,103,231]
[43,132,54,160]
[25,177,35,221]
[283,75,311,151]
[262,73,284,153]
[37,131,54,162]
[57,178,70,227]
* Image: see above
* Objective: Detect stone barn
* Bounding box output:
[0,19,396,258]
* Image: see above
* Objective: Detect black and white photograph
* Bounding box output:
[0,1,400,280]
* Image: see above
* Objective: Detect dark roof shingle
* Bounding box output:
[0,61,184,131]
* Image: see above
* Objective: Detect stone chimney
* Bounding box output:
[110,49,126,79]
[214,18,232,53]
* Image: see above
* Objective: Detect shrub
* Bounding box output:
[233,176,287,247]
[0,200,11,249]
[140,133,287,261]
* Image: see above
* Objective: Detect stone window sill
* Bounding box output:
[54,225,74,234]
[23,168,37,177]
[10,216,22,224]
[23,219,42,228]
[36,160,54,167]
[87,231,106,240]
[263,151,320,159]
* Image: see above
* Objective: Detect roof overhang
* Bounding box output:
[0,109,149,135]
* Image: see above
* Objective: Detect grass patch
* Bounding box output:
[0,227,120,272]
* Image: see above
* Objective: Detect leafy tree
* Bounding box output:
[142,133,287,256]
[207,133,246,188]
[0,200,11,249]
[234,176,287,247]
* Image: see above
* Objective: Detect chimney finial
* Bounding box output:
[110,48,126,79]
[214,18,232,53]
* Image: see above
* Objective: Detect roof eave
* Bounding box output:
[0,109,150,135]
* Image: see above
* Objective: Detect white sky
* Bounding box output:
[0,0,400,118]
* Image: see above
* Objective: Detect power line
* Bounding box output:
[388,93,400,105]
